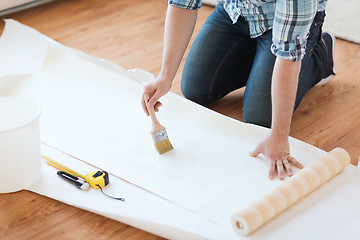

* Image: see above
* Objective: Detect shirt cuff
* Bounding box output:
[271,35,308,62]
[167,0,202,10]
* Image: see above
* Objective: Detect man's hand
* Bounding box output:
[249,134,303,180]
[141,76,172,116]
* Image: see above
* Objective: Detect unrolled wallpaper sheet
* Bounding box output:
[1,19,360,239]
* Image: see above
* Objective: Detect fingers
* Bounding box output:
[269,160,276,180]
[271,155,303,181]
[142,94,163,114]
[148,90,162,109]
[142,81,167,115]
[282,159,293,177]
[142,76,172,115]
[287,155,304,169]
[276,160,285,180]
[141,94,149,116]
[153,101,162,112]
[249,146,262,157]
[142,88,163,115]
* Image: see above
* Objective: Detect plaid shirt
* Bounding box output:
[167,0,327,61]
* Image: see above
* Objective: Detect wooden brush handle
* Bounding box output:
[144,94,165,133]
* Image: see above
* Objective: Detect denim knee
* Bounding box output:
[181,79,212,106]
[243,105,272,128]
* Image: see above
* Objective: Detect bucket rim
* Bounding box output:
[0,96,41,133]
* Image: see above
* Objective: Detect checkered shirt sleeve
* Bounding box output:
[271,0,318,61]
[167,0,202,9]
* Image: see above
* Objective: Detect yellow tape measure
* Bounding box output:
[85,170,109,189]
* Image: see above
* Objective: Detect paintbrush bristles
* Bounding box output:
[154,138,174,154]
[151,124,173,154]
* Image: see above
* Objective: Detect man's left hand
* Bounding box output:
[249,134,303,180]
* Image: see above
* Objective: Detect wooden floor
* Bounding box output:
[0,0,359,239]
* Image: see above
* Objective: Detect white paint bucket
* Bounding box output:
[0,96,41,193]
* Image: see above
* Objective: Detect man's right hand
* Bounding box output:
[141,76,172,116]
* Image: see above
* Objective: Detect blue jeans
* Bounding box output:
[181,3,329,128]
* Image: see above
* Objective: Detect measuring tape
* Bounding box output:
[85,170,109,189]
[84,170,123,201]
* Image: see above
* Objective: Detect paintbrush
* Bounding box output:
[144,94,173,154]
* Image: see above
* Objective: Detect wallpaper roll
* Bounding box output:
[231,148,351,235]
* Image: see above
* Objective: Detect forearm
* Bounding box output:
[141,5,197,112]
[270,58,301,139]
[160,5,197,82]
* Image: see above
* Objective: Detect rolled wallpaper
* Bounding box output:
[232,148,351,235]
